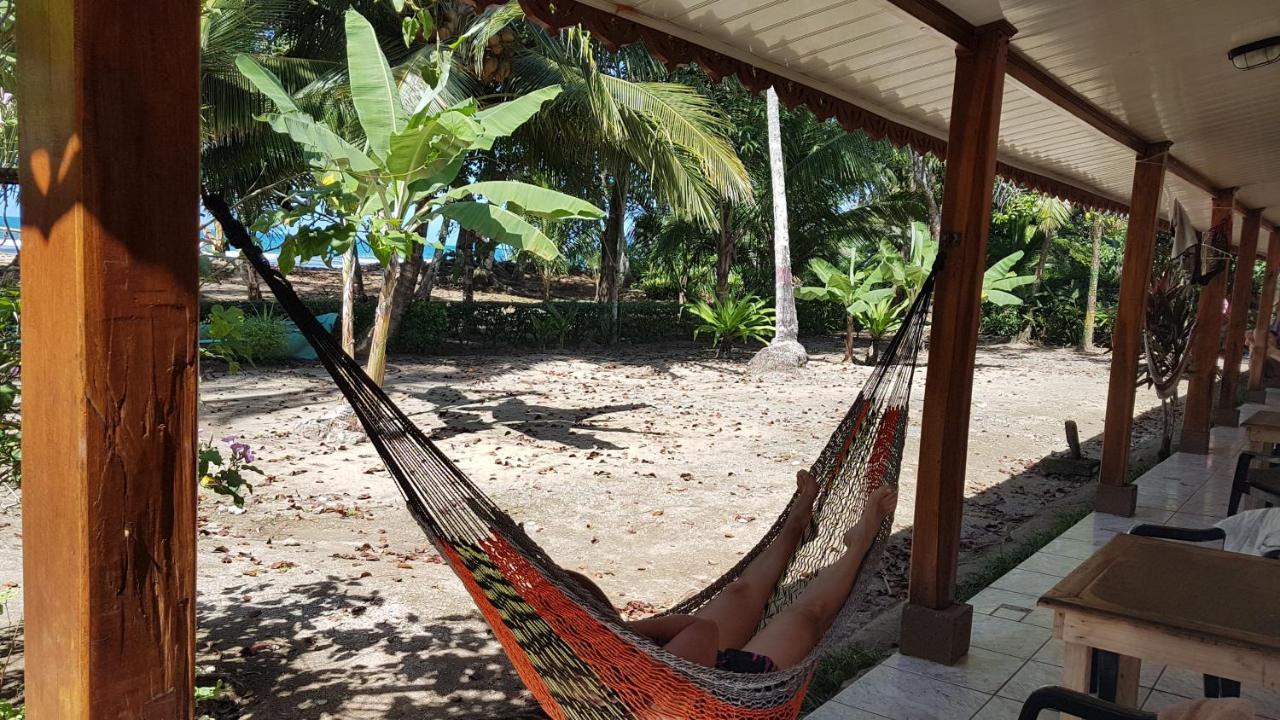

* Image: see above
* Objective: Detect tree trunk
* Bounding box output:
[353,253,368,302]
[844,314,855,363]
[715,200,735,301]
[599,167,630,305]
[910,151,941,243]
[750,86,807,370]
[1015,228,1055,344]
[459,227,476,302]
[385,240,424,345]
[416,219,449,301]
[365,252,401,386]
[341,244,359,356]
[1080,216,1104,352]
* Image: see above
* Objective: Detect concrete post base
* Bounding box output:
[1095,482,1137,517]
[900,602,973,665]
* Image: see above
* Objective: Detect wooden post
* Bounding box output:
[1096,145,1170,515]
[1180,190,1236,454]
[17,0,200,717]
[1213,209,1262,426]
[901,20,1014,665]
[1247,230,1280,402]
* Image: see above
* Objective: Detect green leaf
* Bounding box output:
[386,111,478,177]
[345,9,407,158]
[437,202,559,260]
[235,54,301,115]
[983,250,1025,286]
[985,289,1024,306]
[447,181,604,221]
[472,85,562,150]
[262,113,378,172]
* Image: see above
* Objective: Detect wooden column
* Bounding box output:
[17,0,200,717]
[1180,190,1236,454]
[1247,230,1280,401]
[1214,209,1262,426]
[901,20,1014,665]
[1095,144,1171,516]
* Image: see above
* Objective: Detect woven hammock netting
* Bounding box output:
[207,195,936,720]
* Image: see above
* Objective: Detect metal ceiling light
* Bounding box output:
[1228,36,1280,70]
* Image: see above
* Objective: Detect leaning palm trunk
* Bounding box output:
[341,245,359,356]
[750,87,807,370]
[365,252,401,386]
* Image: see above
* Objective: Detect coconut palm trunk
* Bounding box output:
[715,200,735,302]
[749,87,807,370]
[1080,216,1104,352]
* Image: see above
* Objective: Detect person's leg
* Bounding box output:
[692,470,820,650]
[741,486,897,669]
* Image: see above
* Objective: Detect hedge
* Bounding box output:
[201,297,849,354]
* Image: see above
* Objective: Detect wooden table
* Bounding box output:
[1242,409,1280,451]
[1039,534,1280,711]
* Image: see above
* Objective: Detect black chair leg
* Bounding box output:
[1095,650,1120,703]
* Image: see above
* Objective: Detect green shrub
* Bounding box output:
[980,305,1023,339]
[203,296,859,354]
[979,299,1113,347]
[239,306,291,362]
[684,294,775,356]
[0,287,18,487]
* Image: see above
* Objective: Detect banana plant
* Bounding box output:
[237,9,604,384]
[796,254,895,363]
[982,250,1035,306]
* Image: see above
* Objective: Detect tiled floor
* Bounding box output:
[813,401,1279,720]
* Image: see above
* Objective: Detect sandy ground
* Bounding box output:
[0,339,1167,718]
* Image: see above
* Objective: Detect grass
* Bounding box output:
[801,646,882,714]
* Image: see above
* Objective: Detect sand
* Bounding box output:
[0,338,1167,718]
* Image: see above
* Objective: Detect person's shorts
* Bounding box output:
[715,648,778,674]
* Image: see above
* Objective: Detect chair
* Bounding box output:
[1229,453,1280,516]
[1019,687,1155,719]
[1019,687,1254,720]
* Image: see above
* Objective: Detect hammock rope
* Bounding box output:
[205,194,937,719]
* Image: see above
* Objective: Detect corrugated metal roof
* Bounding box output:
[574,0,1279,250]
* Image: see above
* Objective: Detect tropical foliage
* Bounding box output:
[685,294,775,356]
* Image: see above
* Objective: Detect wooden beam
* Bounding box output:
[1180,190,1237,454]
[901,20,1014,666]
[878,0,976,47]
[1246,230,1280,399]
[1215,209,1263,426]
[1095,144,1171,515]
[17,0,200,717]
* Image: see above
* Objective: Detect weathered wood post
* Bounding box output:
[1246,230,1280,402]
[1096,144,1170,515]
[1214,209,1262,426]
[901,20,1014,665]
[1181,190,1236,454]
[17,0,200,716]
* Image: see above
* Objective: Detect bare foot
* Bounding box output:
[843,486,898,549]
[795,469,819,504]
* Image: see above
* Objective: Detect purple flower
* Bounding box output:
[229,441,254,463]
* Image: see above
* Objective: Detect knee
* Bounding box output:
[790,598,835,633]
[720,580,757,604]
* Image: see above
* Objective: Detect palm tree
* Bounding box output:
[1080,211,1121,352]
[459,6,752,315]
[1015,196,1071,342]
[749,87,807,369]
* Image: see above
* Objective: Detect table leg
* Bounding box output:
[1115,655,1142,707]
[1063,642,1093,692]
[1062,643,1095,720]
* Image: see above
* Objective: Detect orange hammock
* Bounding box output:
[207,194,934,719]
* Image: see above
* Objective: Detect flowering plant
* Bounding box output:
[198,436,261,507]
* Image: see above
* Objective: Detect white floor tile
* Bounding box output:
[969,614,1052,659]
[883,648,1027,694]
[989,568,1063,597]
[805,699,893,719]
[968,587,1040,616]
[832,664,991,720]
[971,696,1037,720]
[1016,552,1085,578]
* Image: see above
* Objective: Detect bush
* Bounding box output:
[979,299,1114,348]
[684,294,775,356]
[239,306,291,362]
[202,295,855,355]
[0,286,17,487]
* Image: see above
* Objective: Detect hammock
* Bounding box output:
[206,194,935,719]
